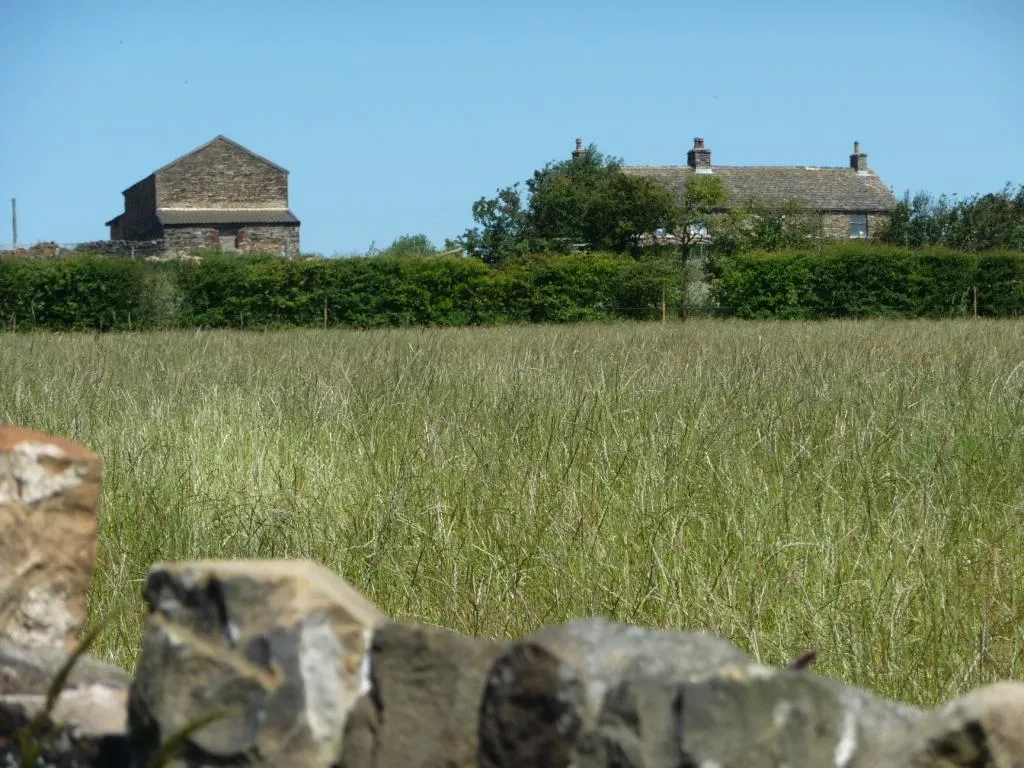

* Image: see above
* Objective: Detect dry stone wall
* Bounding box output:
[2,426,1024,767]
[74,239,166,258]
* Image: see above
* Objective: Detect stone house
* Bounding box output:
[105,135,300,257]
[619,137,898,240]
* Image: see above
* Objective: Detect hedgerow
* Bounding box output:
[709,243,1024,319]
[0,251,676,331]
[4,244,1020,330]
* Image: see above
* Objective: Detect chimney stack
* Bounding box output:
[687,137,712,173]
[572,138,586,161]
[850,140,869,173]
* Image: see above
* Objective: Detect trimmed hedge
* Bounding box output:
[709,244,1024,319]
[0,251,675,331]
[5,245,1020,331]
[0,256,152,331]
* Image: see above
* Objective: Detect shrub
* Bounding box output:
[0,256,150,331]
[0,251,675,331]
[710,243,1024,319]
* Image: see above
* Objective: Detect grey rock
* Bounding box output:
[478,618,754,768]
[0,639,131,767]
[581,663,897,768]
[479,618,926,768]
[0,699,131,767]
[0,637,130,743]
[867,680,1024,767]
[0,638,131,696]
[339,620,507,768]
[128,559,386,768]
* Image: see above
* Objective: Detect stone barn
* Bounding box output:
[105,135,300,257]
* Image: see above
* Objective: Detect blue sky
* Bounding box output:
[0,0,1021,256]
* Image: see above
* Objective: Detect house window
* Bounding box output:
[218,227,238,251]
[686,222,709,240]
[849,214,868,239]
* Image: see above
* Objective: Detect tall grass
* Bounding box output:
[2,319,1023,707]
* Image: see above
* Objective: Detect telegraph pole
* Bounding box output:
[11,198,16,248]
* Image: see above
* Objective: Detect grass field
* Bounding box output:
[2,319,1023,707]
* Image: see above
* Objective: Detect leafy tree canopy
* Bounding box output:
[459,143,683,263]
[379,234,438,259]
[710,197,824,256]
[879,183,1024,251]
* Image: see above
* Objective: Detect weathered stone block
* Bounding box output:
[582,663,922,768]
[0,701,131,767]
[128,559,386,768]
[0,426,103,650]
[478,618,926,768]
[0,637,130,698]
[340,621,507,768]
[0,637,132,766]
[869,680,1024,767]
[477,618,754,768]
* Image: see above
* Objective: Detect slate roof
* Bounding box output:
[622,165,898,213]
[156,209,300,225]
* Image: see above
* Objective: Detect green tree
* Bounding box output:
[879,191,956,248]
[459,142,681,260]
[525,143,622,248]
[380,234,437,259]
[880,184,1024,251]
[948,184,1024,251]
[583,172,681,254]
[712,197,823,255]
[673,175,730,251]
[459,184,528,265]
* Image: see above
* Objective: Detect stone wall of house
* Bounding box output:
[162,224,300,257]
[163,226,219,255]
[822,212,891,240]
[237,224,301,256]
[119,176,160,239]
[4,425,1024,768]
[156,139,289,209]
[870,213,892,238]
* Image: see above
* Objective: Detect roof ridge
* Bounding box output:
[624,164,860,171]
[156,205,294,210]
[623,163,897,211]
